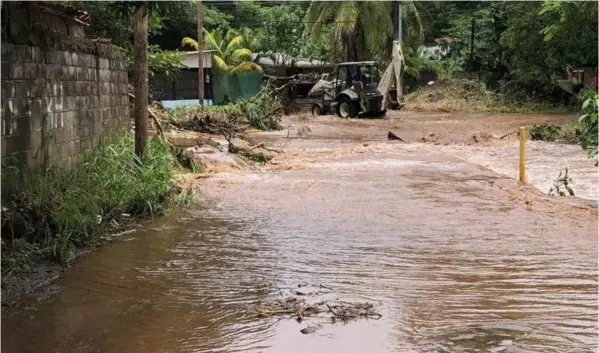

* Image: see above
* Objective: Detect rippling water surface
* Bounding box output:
[3,149,597,353]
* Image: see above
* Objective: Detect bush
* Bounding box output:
[574,89,598,161]
[1,132,179,276]
[529,124,562,142]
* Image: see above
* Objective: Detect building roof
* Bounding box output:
[251,53,333,69]
[183,50,216,55]
[337,61,378,67]
[32,1,92,26]
[91,37,112,44]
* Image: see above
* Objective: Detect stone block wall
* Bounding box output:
[1,43,129,170]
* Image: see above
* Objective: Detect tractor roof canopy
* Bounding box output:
[337,61,378,67]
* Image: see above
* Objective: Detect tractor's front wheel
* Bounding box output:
[312,103,324,117]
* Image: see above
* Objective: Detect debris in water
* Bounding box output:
[300,324,322,334]
[253,284,382,331]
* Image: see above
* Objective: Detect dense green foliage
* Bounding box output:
[575,89,598,161]
[437,1,596,99]
[1,133,179,277]
[73,0,596,105]
[75,1,193,80]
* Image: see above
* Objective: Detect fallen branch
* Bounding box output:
[262,106,285,121]
[148,107,164,136]
[500,130,518,139]
[129,91,165,137]
[250,142,283,154]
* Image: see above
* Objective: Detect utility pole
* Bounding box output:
[197,0,205,106]
[134,3,148,160]
[397,1,403,44]
[470,18,475,73]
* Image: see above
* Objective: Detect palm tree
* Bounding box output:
[182,29,262,74]
[238,27,262,53]
[304,1,423,62]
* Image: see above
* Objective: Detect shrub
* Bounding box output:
[574,89,598,161]
[1,132,178,276]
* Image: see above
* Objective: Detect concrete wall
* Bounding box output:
[1,2,129,171]
[1,43,129,170]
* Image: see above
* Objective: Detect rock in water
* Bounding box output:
[388,131,405,142]
[300,325,322,334]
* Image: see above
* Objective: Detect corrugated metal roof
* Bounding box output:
[251,53,333,68]
[337,61,377,67]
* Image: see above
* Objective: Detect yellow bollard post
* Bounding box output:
[519,126,526,185]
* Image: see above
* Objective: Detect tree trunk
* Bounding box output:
[197,0,204,105]
[342,31,358,62]
[358,26,365,61]
[134,4,149,160]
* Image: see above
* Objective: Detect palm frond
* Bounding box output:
[204,30,224,58]
[402,1,424,40]
[334,1,358,38]
[231,48,252,62]
[360,1,393,54]
[225,29,241,43]
[305,1,337,41]
[212,55,229,72]
[181,37,198,50]
[230,62,263,73]
[225,35,244,56]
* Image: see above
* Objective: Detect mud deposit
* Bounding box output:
[3,111,597,353]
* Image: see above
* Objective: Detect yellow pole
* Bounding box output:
[519,126,526,185]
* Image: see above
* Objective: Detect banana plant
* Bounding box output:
[182,28,262,74]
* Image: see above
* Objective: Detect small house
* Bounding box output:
[150,50,215,107]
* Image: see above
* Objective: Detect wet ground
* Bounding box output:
[3,111,597,353]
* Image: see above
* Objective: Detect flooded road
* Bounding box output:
[3,141,597,353]
[3,110,598,353]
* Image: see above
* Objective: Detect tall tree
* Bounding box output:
[304,1,391,61]
[133,3,148,160]
[305,1,423,62]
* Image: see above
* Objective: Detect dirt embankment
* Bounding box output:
[405,79,572,114]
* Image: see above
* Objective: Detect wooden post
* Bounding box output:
[197,0,204,106]
[519,126,526,185]
[134,4,149,160]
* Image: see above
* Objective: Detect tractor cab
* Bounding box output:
[332,61,385,118]
[334,61,380,95]
[309,61,387,118]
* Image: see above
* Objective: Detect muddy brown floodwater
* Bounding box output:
[2,112,598,353]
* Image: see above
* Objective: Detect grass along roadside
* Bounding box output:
[1,131,194,281]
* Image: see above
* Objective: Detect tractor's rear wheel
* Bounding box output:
[336,97,356,118]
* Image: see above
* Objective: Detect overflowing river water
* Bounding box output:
[3,141,597,353]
